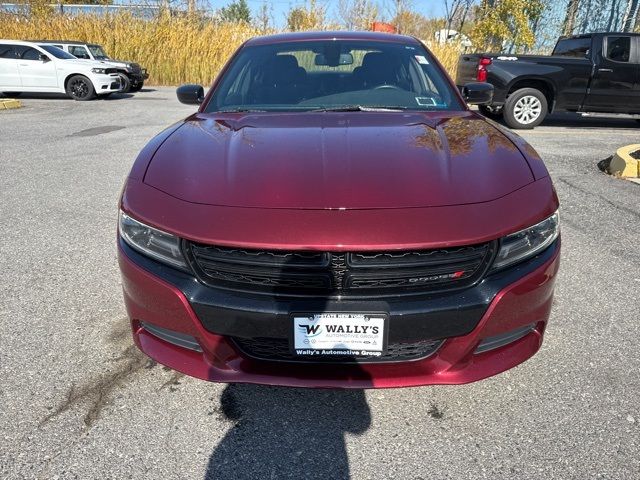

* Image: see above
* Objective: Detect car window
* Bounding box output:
[207,40,463,113]
[39,45,76,59]
[88,45,109,60]
[552,37,591,57]
[19,47,43,61]
[605,36,631,62]
[69,45,91,59]
[0,44,14,58]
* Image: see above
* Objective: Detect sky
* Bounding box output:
[212,0,449,27]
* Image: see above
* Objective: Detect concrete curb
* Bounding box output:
[609,144,640,178]
[0,98,22,110]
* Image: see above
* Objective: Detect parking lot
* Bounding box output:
[1,88,639,479]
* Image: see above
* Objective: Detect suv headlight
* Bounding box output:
[492,211,559,270]
[119,211,187,269]
[91,67,107,74]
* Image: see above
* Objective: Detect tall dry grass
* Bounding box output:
[0,12,461,85]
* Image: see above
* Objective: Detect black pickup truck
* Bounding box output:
[456,33,640,128]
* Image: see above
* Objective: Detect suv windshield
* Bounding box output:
[206,40,463,113]
[88,44,109,60]
[38,45,76,60]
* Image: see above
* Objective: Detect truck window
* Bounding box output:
[69,45,91,59]
[552,37,591,57]
[605,36,631,62]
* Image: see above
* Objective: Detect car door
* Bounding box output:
[582,35,639,113]
[0,44,21,89]
[15,46,58,88]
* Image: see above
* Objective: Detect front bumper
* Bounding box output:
[93,73,121,94]
[118,236,560,388]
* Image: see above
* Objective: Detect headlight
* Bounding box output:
[119,211,187,269]
[492,211,559,270]
[91,68,107,74]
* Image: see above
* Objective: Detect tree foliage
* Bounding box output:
[286,0,326,31]
[470,0,544,52]
[338,0,378,30]
[219,0,250,24]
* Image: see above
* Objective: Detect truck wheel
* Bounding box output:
[118,73,131,93]
[503,88,547,129]
[65,75,96,101]
[479,105,503,119]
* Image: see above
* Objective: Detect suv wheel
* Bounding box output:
[65,75,96,101]
[118,73,131,93]
[503,88,547,129]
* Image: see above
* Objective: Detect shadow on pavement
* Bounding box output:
[205,383,371,480]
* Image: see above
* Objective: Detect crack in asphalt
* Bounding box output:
[39,318,152,429]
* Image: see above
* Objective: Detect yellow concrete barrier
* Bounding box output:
[609,144,640,178]
[0,98,22,110]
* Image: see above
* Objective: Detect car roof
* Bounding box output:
[35,40,100,46]
[0,39,41,45]
[245,31,420,46]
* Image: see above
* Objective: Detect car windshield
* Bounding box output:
[206,40,463,113]
[38,45,76,60]
[88,44,109,60]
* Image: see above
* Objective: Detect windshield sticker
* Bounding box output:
[416,97,436,106]
[415,55,429,64]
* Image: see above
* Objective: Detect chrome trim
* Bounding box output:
[141,322,202,352]
[474,323,536,354]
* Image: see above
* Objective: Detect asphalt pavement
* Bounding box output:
[1,88,638,479]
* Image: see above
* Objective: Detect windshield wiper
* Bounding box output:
[217,108,268,113]
[311,105,407,112]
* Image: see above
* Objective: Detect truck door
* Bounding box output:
[0,44,21,89]
[582,35,639,113]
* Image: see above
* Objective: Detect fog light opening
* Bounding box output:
[474,323,536,354]
[140,321,202,352]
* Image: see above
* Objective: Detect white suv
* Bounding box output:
[0,40,121,100]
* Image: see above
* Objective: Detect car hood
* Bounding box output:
[64,58,111,70]
[144,112,535,210]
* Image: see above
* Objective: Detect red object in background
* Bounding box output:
[371,22,397,33]
[477,56,492,82]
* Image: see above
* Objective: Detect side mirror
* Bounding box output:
[461,82,493,105]
[177,84,205,105]
[39,54,50,63]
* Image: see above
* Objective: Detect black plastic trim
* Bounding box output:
[120,237,559,344]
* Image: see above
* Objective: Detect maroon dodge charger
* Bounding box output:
[118,31,560,388]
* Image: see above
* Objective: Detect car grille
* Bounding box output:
[130,63,142,74]
[186,241,496,296]
[232,336,444,363]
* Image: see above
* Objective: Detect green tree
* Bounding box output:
[470,0,544,52]
[220,0,251,24]
[286,0,326,31]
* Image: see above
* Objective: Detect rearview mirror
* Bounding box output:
[461,82,493,105]
[315,53,353,66]
[177,84,205,105]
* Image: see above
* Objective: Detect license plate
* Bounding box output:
[292,313,387,358]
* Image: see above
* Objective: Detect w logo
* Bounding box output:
[299,324,322,336]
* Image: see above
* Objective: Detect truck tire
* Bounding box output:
[118,73,131,93]
[65,75,96,101]
[503,88,547,129]
[479,105,503,120]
